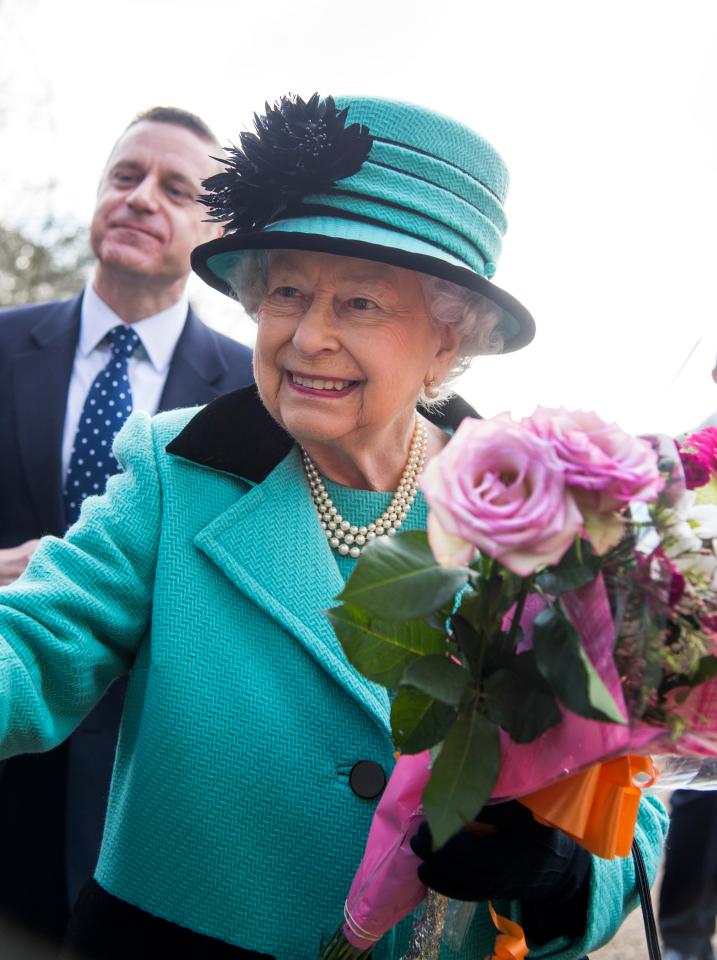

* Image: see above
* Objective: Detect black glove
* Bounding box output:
[410,800,591,943]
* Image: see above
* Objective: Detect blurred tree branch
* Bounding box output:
[0,219,92,307]
[0,0,94,308]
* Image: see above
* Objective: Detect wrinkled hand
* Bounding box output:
[410,800,590,905]
[0,540,40,586]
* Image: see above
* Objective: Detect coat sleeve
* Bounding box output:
[0,411,162,756]
[514,794,669,960]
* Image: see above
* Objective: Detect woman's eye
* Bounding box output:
[348,297,376,310]
[274,286,302,298]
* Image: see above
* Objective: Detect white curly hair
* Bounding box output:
[226,250,504,407]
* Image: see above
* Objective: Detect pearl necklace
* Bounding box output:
[301,419,428,558]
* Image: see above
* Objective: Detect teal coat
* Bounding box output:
[0,388,667,959]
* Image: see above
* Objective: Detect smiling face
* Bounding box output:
[254,250,460,453]
[90,120,219,285]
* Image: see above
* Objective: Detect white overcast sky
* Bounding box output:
[1,0,715,436]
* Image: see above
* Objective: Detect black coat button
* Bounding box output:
[349,760,386,799]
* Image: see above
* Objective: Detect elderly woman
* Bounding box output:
[0,94,664,959]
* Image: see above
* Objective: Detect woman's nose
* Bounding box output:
[291,299,339,355]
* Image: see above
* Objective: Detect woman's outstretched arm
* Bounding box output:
[0,411,163,756]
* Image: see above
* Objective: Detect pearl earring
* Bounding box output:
[424,377,440,399]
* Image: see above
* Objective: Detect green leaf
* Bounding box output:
[456,589,487,633]
[496,570,528,614]
[391,686,457,753]
[535,539,601,595]
[401,655,472,707]
[451,606,524,683]
[451,614,489,678]
[484,652,562,743]
[456,572,513,643]
[484,627,524,675]
[422,709,501,849]
[687,655,717,687]
[532,606,626,724]
[327,604,445,687]
[337,530,468,620]
[426,600,455,632]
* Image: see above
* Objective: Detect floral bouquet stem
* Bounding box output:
[320,924,373,959]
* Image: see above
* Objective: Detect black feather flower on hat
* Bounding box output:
[200,93,373,234]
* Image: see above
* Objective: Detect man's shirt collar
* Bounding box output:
[79,283,189,372]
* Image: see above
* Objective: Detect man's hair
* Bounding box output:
[127,106,221,148]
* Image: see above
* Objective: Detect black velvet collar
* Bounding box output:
[166,384,478,484]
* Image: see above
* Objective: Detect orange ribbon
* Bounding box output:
[519,755,657,859]
[483,757,657,958]
[487,903,529,960]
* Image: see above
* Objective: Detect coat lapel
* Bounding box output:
[169,385,478,736]
[13,295,81,535]
[193,446,392,735]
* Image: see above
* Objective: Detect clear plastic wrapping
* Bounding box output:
[646,755,717,791]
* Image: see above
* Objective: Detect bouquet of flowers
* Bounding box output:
[318,411,717,959]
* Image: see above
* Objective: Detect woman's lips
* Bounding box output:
[286,371,360,398]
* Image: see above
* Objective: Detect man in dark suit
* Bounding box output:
[660,790,717,960]
[0,106,253,946]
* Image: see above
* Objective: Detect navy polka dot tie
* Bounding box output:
[64,324,141,527]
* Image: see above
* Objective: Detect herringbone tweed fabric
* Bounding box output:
[325,97,509,277]
[0,408,668,958]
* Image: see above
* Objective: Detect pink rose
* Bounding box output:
[523,407,663,511]
[420,416,583,576]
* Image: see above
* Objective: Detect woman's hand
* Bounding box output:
[410,800,591,942]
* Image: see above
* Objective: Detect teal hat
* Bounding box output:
[191,94,534,352]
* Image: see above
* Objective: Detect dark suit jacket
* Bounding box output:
[0,291,254,941]
[0,291,254,543]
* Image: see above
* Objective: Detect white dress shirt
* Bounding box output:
[61,284,189,480]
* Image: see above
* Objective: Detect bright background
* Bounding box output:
[1,0,715,435]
